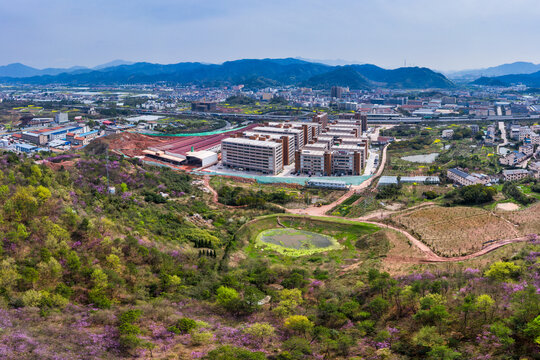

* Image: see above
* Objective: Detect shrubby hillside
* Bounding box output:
[0,152,538,359]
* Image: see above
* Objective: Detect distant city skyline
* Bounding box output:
[1,0,539,71]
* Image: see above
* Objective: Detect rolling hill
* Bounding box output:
[300,66,371,90]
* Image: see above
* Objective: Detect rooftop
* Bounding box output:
[503,169,529,175]
[222,137,281,148]
[253,126,303,134]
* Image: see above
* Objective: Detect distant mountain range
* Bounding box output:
[472,71,540,87]
[0,60,134,78]
[447,61,540,81]
[0,58,455,89]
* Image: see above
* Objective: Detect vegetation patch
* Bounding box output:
[255,228,342,256]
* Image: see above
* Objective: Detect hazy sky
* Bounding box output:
[1,0,539,71]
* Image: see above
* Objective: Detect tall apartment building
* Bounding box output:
[356,113,368,133]
[331,145,366,175]
[337,113,367,132]
[222,137,283,175]
[294,145,365,176]
[330,86,348,98]
[243,131,295,165]
[295,150,327,175]
[267,121,321,145]
[252,126,304,150]
[313,112,328,128]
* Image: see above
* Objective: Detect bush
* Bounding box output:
[203,345,266,360]
[376,184,402,199]
[282,336,312,357]
[118,310,142,335]
[284,315,314,335]
[244,322,275,338]
[88,289,111,309]
[191,330,214,345]
[423,190,438,200]
[169,317,197,334]
[503,182,536,206]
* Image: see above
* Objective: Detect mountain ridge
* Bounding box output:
[448,61,540,80]
[472,70,540,87]
[0,58,454,89]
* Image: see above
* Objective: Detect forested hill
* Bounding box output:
[0,58,455,89]
[0,150,537,359]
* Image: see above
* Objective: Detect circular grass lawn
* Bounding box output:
[255,228,343,256]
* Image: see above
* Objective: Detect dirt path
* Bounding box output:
[203,176,220,203]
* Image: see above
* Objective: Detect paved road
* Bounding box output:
[497,121,508,155]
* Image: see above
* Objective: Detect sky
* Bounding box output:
[1,0,540,71]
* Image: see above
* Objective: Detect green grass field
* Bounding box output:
[255,228,343,256]
[235,214,380,262]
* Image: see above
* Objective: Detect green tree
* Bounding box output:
[35,185,51,203]
[216,286,239,305]
[284,315,314,336]
[412,326,445,348]
[485,261,520,282]
[426,345,461,360]
[37,257,63,288]
[244,322,275,339]
[203,345,266,360]
[475,294,495,322]
[415,294,450,332]
[368,296,390,318]
[0,258,21,293]
[91,268,109,290]
[489,322,515,348]
[459,294,476,331]
[525,315,540,345]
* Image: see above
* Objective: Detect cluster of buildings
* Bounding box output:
[509,124,540,144]
[220,113,370,176]
[2,112,105,154]
[499,144,535,166]
[499,124,540,167]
